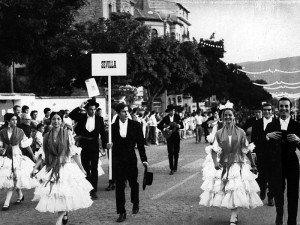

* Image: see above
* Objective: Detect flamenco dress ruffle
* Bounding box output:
[199,145,263,209]
[32,145,93,213]
[0,146,39,189]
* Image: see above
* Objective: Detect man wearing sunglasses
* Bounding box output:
[251,102,275,207]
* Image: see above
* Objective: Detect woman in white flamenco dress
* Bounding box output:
[199,108,263,224]
[32,112,93,225]
[0,113,38,211]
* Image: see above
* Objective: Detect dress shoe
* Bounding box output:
[268,197,275,206]
[169,170,174,175]
[90,191,98,199]
[105,183,115,191]
[15,195,24,204]
[132,204,139,214]
[62,212,68,225]
[2,204,9,211]
[116,212,126,222]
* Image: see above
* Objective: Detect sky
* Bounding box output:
[176,0,300,64]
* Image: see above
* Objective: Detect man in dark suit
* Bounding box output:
[69,98,107,200]
[157,105,184,175]
[265,97,300,225]
[112,103,148,223]
[243,105,262,141]
[251,102,274,206]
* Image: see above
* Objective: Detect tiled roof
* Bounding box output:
[134,8,162,20]
[134,0,190,25]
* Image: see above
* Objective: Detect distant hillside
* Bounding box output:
[238,56,300,95]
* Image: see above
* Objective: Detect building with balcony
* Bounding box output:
[134,0,191,41]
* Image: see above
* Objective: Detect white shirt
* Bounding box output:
[86,115,95,132]
[119,119,128,138]
[280,117,291,131]
[194,115,203,125]
[263,117,273,131]
[148,114,157,126]
[169,115,174,122]
[35,131,44,148]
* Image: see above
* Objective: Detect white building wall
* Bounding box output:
[34,96,107,121]
[102,0,117,19]
[0,95,107,123]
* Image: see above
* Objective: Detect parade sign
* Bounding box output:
[92,53,127,181]
[92,53,127,76]
[85,78,100,97]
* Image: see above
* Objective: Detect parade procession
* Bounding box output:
[1,1,300,225]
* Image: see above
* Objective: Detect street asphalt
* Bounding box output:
[1,137,300,225]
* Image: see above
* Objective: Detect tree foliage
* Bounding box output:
[186,39,272,109]
[1,2,270,111]
[0,62,10,92]
[0,0,86,66]
[24,12,207,105]
[227,64,272,108]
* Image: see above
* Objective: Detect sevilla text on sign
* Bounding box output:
[92,53,127,76]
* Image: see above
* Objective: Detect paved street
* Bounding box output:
[1,137,300,225]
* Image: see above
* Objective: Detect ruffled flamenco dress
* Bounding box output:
[199,125,263,209]
[32,129,94,213]
[0,127,38,190]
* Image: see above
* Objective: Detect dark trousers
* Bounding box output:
[116,166,139,214]
[256,156,274,199]
[167,133,180,170]
[270,156,299,225]
[203,126,209,141]
[80,139,99,192]
[195,125,202,143]
[106,147,115,185]
[148,126,157,144]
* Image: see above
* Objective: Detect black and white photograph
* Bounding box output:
[1,0,300,224]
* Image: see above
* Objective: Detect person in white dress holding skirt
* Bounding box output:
[31,112,93,225]
[199,108,263,224]
[0,113,37,211]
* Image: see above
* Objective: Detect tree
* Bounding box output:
[0,0,87,94]
[0,0,86,66]
[143,37,196,108]
[0,62,10,92]
[25,27,89,95]
[6,10,208,101]
[227,64,272,108]
[70,13,207,109]
[193,38,272,109]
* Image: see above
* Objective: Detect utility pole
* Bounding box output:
[10,61,14,93]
